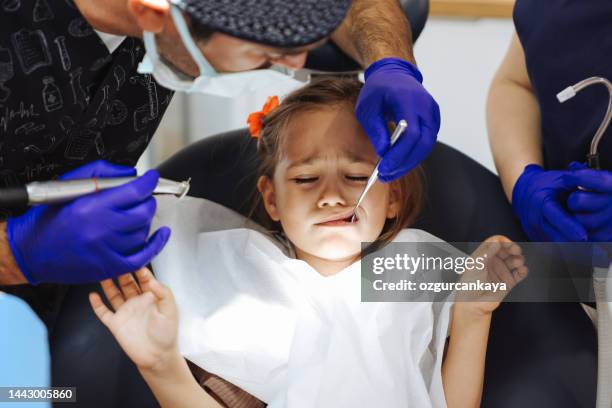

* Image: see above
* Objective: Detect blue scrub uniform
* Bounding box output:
[481,2,608,408]
[514,0,612,170]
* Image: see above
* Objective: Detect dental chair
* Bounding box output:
[152,139,597,408]
[49,134,535,408]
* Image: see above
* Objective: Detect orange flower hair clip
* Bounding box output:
[247,96,280,138]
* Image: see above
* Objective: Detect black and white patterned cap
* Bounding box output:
[174,0,352,48]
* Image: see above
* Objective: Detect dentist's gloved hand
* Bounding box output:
[356,58,440,182]
[6,160,171,285]
[566,162,612,242]
[512,164,587,242]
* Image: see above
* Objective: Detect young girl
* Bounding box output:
[89,79,527,408]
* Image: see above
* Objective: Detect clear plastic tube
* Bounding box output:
[557,77,612,168]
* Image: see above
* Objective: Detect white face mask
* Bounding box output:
[137,5,304,97]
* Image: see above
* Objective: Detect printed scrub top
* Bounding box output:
[0,0,174,217]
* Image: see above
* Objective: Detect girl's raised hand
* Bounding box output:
[458,236,529,315]
[89,268,179,373]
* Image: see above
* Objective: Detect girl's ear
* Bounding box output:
[127,0,170,33]
[386,180,402,219]
[257,176,280,221]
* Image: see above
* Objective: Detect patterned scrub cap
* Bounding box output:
[174,0,353,48]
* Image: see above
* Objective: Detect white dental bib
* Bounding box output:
[152,196,452,407]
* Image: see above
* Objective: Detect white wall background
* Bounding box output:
[138,17,515,175]
[414,17,514,173]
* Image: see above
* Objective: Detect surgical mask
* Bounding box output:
[137,4,303,97]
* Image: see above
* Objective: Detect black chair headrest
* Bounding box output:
[157,129,261,219]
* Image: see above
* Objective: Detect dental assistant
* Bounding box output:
[485,0,611,406]
[0,0,440,327]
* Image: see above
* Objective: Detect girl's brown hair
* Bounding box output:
[252,78,423,247]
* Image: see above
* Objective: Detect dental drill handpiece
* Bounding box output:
[0,177,191,208]
[350,119,408,223]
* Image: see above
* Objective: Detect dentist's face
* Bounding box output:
[199,34,318,72]
[127,0,319,76]
[258,106,401,263]
[155,30,318,77]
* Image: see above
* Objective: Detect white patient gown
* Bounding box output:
[152,196,452,408]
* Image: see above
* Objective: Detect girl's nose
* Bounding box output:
[317,180,348,208]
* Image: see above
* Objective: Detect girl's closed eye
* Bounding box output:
[293,176,319,184]
[346,175,369,182]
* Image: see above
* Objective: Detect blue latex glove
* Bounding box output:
[7,160,171,284]
[566,162,612,242]
[355,58,441,182]
[512,164,587,242]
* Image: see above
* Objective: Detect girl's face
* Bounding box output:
[258,105,401,274]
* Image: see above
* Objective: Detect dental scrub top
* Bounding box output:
[152,196,453,408]
[514,0,612,170]
[0,0,174,218]
[0,292,50,408]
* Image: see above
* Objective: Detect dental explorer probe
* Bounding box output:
[0,176,191,208]
[350,119,407,223]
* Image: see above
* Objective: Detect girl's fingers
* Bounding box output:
[100,279,125,310]
[497,243,522,260]
[501,240,514,248]
[496,248,511,261]
[148,278,168,300]
[134,267,155,293]
[482,240,502,260]
[514,265,529,281]
[505,254,526,282]
[134,267,176,317]
[118,273,142,300]
[504,254,525,271]
[505,242,523,256]
[89,292,115,328]
[489,258,509,284]
[511,266,528,286]
[148,279,176,317]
